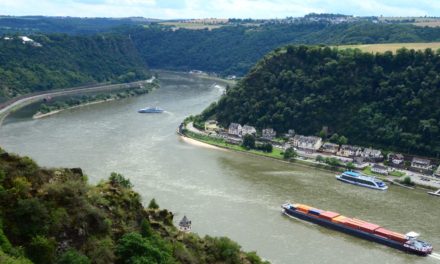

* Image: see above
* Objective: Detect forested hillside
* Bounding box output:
[200,46,440,157]
[0,16,154,35]
[0,150,268,264]
[128,23,440,75]
[0,34,149,100]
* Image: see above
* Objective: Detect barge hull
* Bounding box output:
[283,208,427,256]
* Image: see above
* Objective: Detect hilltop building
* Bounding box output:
[179,215,192,233]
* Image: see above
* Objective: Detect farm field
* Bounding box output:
[336,42,440,53]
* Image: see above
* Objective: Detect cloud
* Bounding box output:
[0,0,438,18]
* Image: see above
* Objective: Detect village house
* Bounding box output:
[354,157,369,169]
[228,123,242,137]
[291,135,323,151]
[411,157,433,172]
[388,153,405,166]
[361,147,383,161]
[434,166,440,178]
[204,120,218,132]
[337,145,362,158]
[285,129,295,138]
[320,142,339,154]
[262,128,276,139]
[371,164,388,175]
[242,125,257,136]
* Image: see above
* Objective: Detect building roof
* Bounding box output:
[293,135,321,144]
[205,120,218,125]
[363,147,382,155]
[229,123,241,129]
[412,157,431,165]
[179,215,191,227]
[340,145,361,151]
[242,125,256,130]
[372,164,388,170]
[323,142,339,148]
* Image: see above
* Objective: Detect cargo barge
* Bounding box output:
[281,203,432,255]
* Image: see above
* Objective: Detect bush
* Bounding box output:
[258,143,273,153]
[283,147,297,160]
[109,173,133,189]
[242,134,256,149]
[402,176,414,186]
[57,249,91,264]
[26,236,56,264]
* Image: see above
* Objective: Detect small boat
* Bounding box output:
[336,171,388,190]
[138,107,164,113]
[281,202,433,256]
[428,189,440,196]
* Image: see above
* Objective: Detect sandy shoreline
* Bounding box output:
[33,99,114,119]
[179,135,225,151]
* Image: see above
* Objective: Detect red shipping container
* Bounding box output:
[319,211,340,220]
[375,228,393,237]
[388,232,407,243]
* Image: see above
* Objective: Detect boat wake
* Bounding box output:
[429,252,440,260]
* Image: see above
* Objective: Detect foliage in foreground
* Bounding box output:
[0,150,268,264]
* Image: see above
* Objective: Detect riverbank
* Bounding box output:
[0,78,157,126]
[180,129,345,174]
[33,99,115,119]
[181,127,439,191]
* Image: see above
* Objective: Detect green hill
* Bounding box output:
[200,45,440,157]
[0,150,268,264]
[0,34,149,101]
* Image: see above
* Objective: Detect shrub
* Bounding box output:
[109,173,133,189]
[57,249,91,264]
[26,236,56,264]
[283,147,297,160]
[242,134,256,149]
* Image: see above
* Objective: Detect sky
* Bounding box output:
[1,0,440,19]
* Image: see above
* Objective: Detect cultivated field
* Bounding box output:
[336,42,440,53]
[159,22,224,30]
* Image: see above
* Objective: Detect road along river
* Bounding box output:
[0,71,439,264]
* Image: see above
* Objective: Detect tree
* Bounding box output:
[283,148,297,160]
[148,198,159,209]
[329,133,339,143]
[346,162,355,170]
[109,173,133,189]
[338,136,348,145]
[140,220,152,238]
[318,129,327,139]
[259,143,273,153]
[242,134,256,149]
[315,155,325,163]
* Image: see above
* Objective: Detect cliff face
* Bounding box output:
[0,149,268,264]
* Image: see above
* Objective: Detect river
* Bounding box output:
[0,71,439,264]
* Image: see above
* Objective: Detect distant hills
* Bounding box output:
[3,14,440,101]
[0,34,149,100]
[199,45,440,157]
